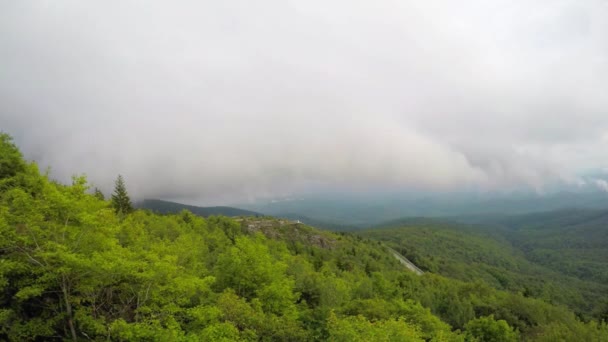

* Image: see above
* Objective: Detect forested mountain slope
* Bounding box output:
[457,209,608,285]
[139,198,262,217]
[1,133,607,341]
[359,217,608,322]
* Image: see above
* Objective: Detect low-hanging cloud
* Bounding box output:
[595,179,608,192]
[1,0,608,204]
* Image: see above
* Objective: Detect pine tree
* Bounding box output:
[111,175,133,215]
[93,187,105,201]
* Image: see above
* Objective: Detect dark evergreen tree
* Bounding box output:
[111,174,132,214]
[93,187,105,201]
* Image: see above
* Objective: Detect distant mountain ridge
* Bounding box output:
[241,191,608,228]
[138,199,262,217]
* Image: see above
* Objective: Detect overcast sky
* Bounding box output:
[1,1,608,204]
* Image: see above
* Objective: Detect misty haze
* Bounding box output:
[1,1,608,341]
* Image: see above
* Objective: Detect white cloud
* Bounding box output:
[1,0,607,204]
[595,179,608,192]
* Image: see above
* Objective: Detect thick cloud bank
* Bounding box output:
[1,1,608,204]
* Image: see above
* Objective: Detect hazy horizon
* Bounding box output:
[2,1,608,205]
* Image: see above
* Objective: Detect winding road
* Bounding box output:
[387,247,424,275]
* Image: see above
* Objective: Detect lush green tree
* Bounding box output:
[111,174,132,215]
[0,133,26,181]
[534,320,608,342]
[327,311,424,342]
[0,173,119,340]
[464,315,518,342]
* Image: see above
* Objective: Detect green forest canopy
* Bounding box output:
[0,133,607,341]
[359,216,608,321]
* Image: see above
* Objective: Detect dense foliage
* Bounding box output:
[476,209,608,286]
[359,218,608,323]
[1,134,607,341]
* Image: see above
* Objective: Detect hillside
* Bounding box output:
[1,133,608,341]
[456,209,608,285]
[359,215,608,321]
[139,198,262,217]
